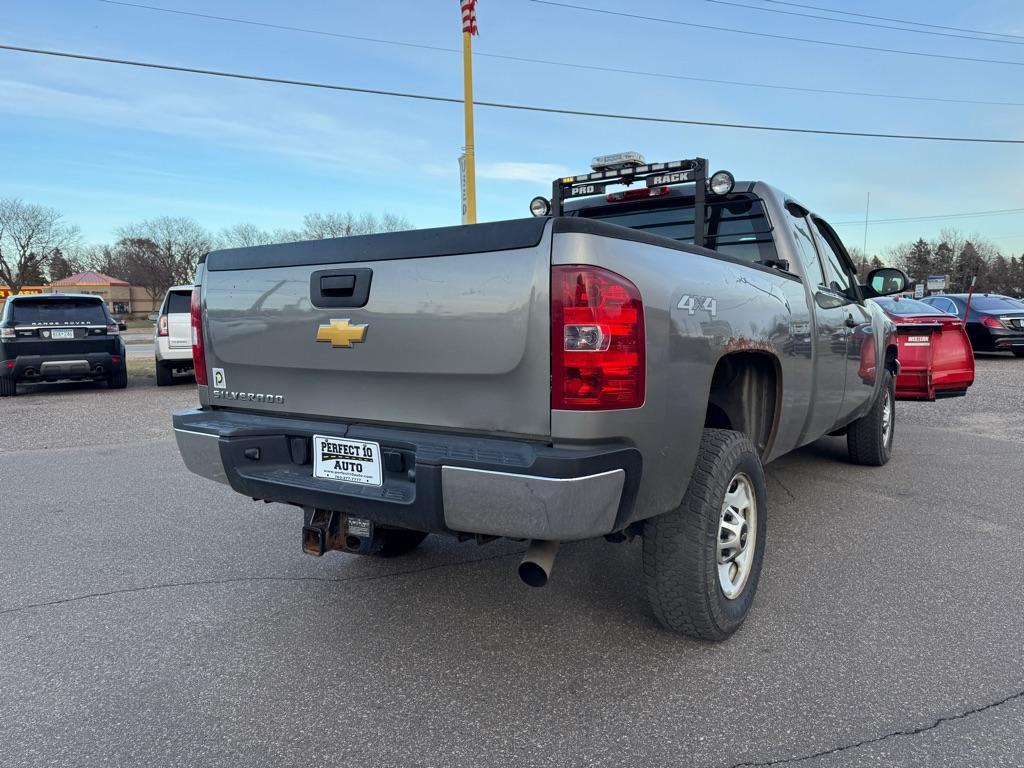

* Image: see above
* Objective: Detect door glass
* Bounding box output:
[787,210,826,286]
[811,219,854,297]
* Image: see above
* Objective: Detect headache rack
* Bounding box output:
[551,156,709,247]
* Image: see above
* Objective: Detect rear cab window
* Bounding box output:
[165,291,193,315]
[10,298,109,325]
[570,193,780,265]
[874,298,946,316]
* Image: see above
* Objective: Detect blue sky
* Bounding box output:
[1,0,1022,256]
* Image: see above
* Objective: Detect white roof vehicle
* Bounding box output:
[154,285,194,387]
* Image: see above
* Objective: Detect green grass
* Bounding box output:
[127,358,156,378]
[123,320,155,330]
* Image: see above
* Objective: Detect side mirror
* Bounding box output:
[118,322,128,331]
[863,267,908,298]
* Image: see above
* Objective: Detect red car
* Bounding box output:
[871,297,975,400]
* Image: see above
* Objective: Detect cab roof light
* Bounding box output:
[591,151,646,171]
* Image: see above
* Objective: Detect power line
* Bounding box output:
[2,43,1023,144]
[529,0,1024,67]
[756,0,1024,41]
[705,0,1024,46]
[832,208,1024,226]
[92,0,1024,109]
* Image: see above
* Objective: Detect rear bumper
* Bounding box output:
[156,336,194,364]
[172,408,640,540]
[1,351,122,381]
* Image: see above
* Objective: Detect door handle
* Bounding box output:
[845,315,857,328]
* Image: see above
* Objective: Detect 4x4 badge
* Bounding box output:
[315,318,368,348]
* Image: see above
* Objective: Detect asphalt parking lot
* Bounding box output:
[2,357,1022,768]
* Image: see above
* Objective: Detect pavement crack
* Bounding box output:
[724,688,1024,768]
[0,550,523,618]
[766,470,796,500]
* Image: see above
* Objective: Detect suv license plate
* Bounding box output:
[312,435,382,487]
[51,329,75,339]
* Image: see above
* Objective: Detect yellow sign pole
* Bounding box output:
[462,28,477,225]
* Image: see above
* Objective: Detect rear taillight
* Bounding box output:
[551,265,645,410]
[158,315,169,336]
[981,315,1005,329]
[106,323,119,336]
[191,287,207,385]
[0,327,13,339]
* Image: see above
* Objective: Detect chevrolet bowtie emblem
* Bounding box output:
[315,318,368,348]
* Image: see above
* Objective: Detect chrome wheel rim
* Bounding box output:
[717,472,757,600]
[881,388,893,446]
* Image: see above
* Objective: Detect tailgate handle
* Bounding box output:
[320,275,356,296]
[310,268,372,308]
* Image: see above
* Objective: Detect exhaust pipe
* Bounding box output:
[518,540,559,588]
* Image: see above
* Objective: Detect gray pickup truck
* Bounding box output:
[173,153,908,640]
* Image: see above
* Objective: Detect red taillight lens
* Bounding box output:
[606,186,669,203]
[158,315,168,336]
[191,287,208,385]
[981,315,1005,329]
[551,265,645,410]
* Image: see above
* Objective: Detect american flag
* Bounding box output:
[461,0,479,35]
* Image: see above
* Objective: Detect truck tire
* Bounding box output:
[156,362,174,387]
[0,377,15,397]
[373,529,429,557]
[107,364,129,390]
[643,429,767,641]
[846,369,894,466]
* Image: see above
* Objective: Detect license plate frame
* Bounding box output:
[312,435,383,487]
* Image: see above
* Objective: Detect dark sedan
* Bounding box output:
[920,293,1024,356]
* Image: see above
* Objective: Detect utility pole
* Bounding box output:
[460,1,478,224]
[862,191,870,255]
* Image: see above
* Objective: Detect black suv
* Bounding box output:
[0,294,128,396]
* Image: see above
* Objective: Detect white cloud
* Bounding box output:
[476,162,572,183]
[0,76,418,174]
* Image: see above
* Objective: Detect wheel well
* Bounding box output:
[704,352,779,456]
[885,344,898,374]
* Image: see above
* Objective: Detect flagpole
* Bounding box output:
[461,10,477,224]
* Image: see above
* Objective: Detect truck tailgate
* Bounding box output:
[200,219,552,438]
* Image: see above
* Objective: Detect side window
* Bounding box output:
[811,218,854,297]
[787,208,825,286]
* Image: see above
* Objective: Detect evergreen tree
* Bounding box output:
[901,239,933,283]
[953,241,985,292]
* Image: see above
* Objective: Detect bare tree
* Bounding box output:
[0,198,80,293]
[217,223,284,249]
[300,211,411,240]
[116,217,212,299]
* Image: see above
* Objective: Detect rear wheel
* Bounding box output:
[155,361,174,386]
[643,429,767,641]
[0,377,15,397]
[107,363,128,389]
[847,369,895,466]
